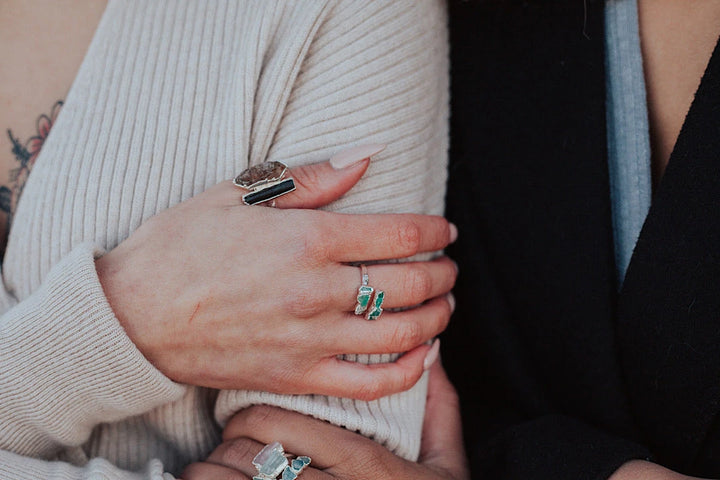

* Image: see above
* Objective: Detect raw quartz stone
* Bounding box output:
[236,161,286,188]
[253,441,288,478]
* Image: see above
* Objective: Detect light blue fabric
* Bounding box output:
[604,0,653,286]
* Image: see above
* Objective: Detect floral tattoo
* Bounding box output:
[3,100,63,221]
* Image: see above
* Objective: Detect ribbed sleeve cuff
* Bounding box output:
[0,449,172,480]
[476,415,651,480]
[0,243,186,457]
[215,354,428,461]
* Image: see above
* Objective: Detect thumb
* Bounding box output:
[273,144,385,209]
[420,356,469,478]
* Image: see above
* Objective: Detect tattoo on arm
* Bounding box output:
[4,100,63,222]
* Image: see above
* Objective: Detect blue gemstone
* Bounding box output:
[292,459,304,470]
[282,467,297,480]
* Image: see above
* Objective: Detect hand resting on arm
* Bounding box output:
[182,359,469,480]
[96,152,458,400]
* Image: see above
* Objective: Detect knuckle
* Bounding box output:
[431,298,453,334]
[224,405,278,441]
[299,225,331,263]
[356,450,394,478]
[436,219,452,246]
[219,438,257,466]
[404,265,433,301]
[392,321,424,351]
[281,284,325,318]
[399,363,421,390]
[292,164,324,192]
[353,378,385,401]
[395,221,422,256]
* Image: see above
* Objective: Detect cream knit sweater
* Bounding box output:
[0,1,449,478]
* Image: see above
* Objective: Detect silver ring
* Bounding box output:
[354,264,374,315]
[233,161,296,206]
[353,264,385,320]
[253,441,311,480]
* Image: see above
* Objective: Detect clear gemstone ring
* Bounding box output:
[252,442,311,480]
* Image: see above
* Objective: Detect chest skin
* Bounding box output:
[638,0,720,185]
[445,0,720,476]
[0,0,106,251]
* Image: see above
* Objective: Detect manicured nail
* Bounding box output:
[329,144,386,170]
[423,339,441,371]
[449,223,458,243]
[447,292,456,312]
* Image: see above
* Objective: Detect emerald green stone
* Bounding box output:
[366,290,385,320]
[373,290,385,307]
[355,285,374,314]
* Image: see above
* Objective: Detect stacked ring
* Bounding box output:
[354,264,385,320]
[252,441,311,480]
[233,161,296,206]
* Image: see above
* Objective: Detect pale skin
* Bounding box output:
[609,1,720,478]
[181,360,470,480]
[96,160,458,398]
[4,0,720,478]
[0,3,459,398]
[191,1,720,478]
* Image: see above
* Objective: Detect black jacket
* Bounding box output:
[444,1,720,478]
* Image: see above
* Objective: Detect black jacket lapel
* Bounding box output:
[619,36,720,473]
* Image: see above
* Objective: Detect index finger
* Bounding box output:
[317,212,457,262]
[223,405,401,472]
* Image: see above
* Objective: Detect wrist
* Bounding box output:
[95,249,151,358]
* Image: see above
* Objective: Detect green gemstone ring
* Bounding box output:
[353,264,385,320]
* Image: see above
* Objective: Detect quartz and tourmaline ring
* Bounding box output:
[354,264,385,320]
[252,441,311,480]
[233,161,296,206]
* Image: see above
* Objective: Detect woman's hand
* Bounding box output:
[180,360,469,480]
[96,149,458,399]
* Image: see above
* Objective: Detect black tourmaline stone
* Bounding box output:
[243,178,296,205]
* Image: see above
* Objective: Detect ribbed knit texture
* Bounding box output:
[0,1,448,478]
[605,0,652,286]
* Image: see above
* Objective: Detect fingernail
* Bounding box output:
[449,223,458,243]
[423,338,441,370]
[447,292,456,312]
[329,144,386,170]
